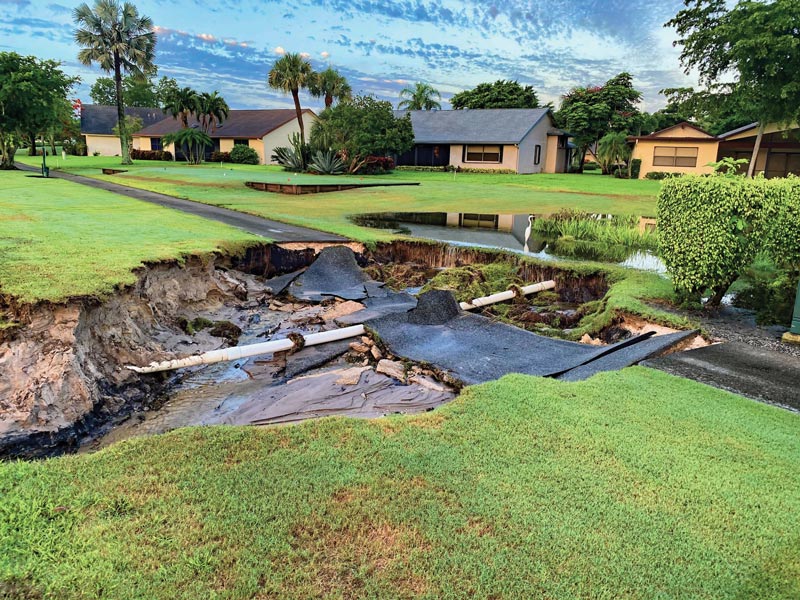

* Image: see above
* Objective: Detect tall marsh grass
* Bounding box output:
[531,209,658,251]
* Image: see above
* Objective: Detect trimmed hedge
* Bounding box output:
[658,175,799,305]
[630,158,642,179]
[130,148,173,161]
[646,171,682,180]
[210,151,231,163]
[230,144,260,165]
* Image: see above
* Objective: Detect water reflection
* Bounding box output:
[352,212,665,273]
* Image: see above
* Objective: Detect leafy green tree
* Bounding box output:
[310,95,413,173]
[153,75,179,108]
[657,86,757,136]
[112,114,143,154]
[268,53,313,142]
[162,127,211,165]
[89,73,178,108]
[398,82,441,111]
[556,72,642,172]
[450,80,539,110]
[668,0,800,176]
[73,0,156,165]
[308,67,351,108]
[197,91,229,134]
[163,86,200,128]
[0,52,77,168]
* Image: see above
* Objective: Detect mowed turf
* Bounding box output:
[15,155,661,243]
[1,368,798,599]
[0,170,260,303]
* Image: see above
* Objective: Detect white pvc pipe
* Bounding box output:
[460,280,555,311]
[127,325,366,374]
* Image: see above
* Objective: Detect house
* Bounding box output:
[628,121,800,178]
[393,109,572,174]
[132,109,317,164]
[81,105,165,156]
[717,122,800,178]
[628,122,720,179]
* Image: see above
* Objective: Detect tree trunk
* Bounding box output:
[325,93,333,108]
[114,52,132,166]
[0,133,18,169]
[706,276,737,307]
[746,122,765,179]
[576,146,588,173]
[28,132,37,156]
[291,88,305,144]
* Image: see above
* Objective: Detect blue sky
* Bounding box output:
[1,0,697,111]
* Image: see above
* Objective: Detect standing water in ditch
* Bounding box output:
[351,211,666,272]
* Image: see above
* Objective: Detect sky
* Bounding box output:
[0,0,698,112]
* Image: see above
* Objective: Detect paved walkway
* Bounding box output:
[18,165,347,243]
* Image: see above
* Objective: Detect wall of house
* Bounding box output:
[261,115,317,165]
[85,134,123,156]
[632,139,719,178]
[517,117,551,174]
[219,139,235,153]
[134,137,149,151]
[449,144,519,171]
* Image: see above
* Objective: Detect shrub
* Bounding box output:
[272,146,304,171]
[130,148,173,161]
[583,161,599,171]
[210,151,231,163]
[657,175,771,305]
[230,144,259,165]
[308,149,346,175]
[356,155,395,175]
[630,158,642,179]
[62,139,87,156]
[645,171,681,180]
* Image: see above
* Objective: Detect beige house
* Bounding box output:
[132,109,316,164]
[81,105,166,156]
[717,122,800,178]
[394,109,572,174]
[628,122,719,178]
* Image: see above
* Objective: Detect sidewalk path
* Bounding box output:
[18,165,347,243]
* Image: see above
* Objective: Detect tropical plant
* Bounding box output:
[163,86,199,128]
[111,114,143,155]
[162,127,211,165]
[308,67,351,108]
[197,91,229,134]
[308,149,346,175]
[73,0,156,165]
[310,95,413,173]
[268,53,313,142]
[596,131,631,175]
[272,132,311,171]
[398,82,441,111]
[229,144,259,165]
[450,80,539,109]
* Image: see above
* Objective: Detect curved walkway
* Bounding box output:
[18,164,347,243]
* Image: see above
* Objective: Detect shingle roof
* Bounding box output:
[133,109,314,139]
[628,121,716,141]
[718,122,759,139]
[81,105,166,135]
[393,108,551,144]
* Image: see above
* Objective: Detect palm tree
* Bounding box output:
[307,67,352,108]
[597,131,632,175]
[73,0,155,165]
[163,86,199,128]
[398,82,442,111]
[162,128,211,165]
[268,53,313,142]
[197,91,229,134]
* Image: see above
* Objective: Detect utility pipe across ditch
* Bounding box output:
[127,280,556,374]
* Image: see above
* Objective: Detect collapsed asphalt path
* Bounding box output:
[17,164,347,243]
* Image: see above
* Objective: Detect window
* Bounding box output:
[653,146,698,167]
[150,137,162,151]
[534,144,542,165]
[464,145,502,163]
[233,138,249,146]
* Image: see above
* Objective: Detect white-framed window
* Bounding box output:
[534,144,542,165]
[464,145,502,163]
[653,146,698,167]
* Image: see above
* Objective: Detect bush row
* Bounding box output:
[645,171,683,180]
[658,175,800,309]
[130,148,173,161]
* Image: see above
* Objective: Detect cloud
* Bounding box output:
[299,52,311,59]
[320,51,330,59]
[274,45,286,55]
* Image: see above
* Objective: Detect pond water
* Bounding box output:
[352,212,666,272]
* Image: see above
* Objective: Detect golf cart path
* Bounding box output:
[18,164,347,243]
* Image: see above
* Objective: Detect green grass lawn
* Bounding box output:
[1,367,798,599]
[0,170,260,303]
[14,155,661,243]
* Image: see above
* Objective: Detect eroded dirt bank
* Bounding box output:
[0,241,640,459]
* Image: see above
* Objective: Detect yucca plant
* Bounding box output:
[271,146,305,172]
[308,149,346,175]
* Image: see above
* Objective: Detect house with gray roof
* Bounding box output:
[394,108,572,174]
[81,105,165,157]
